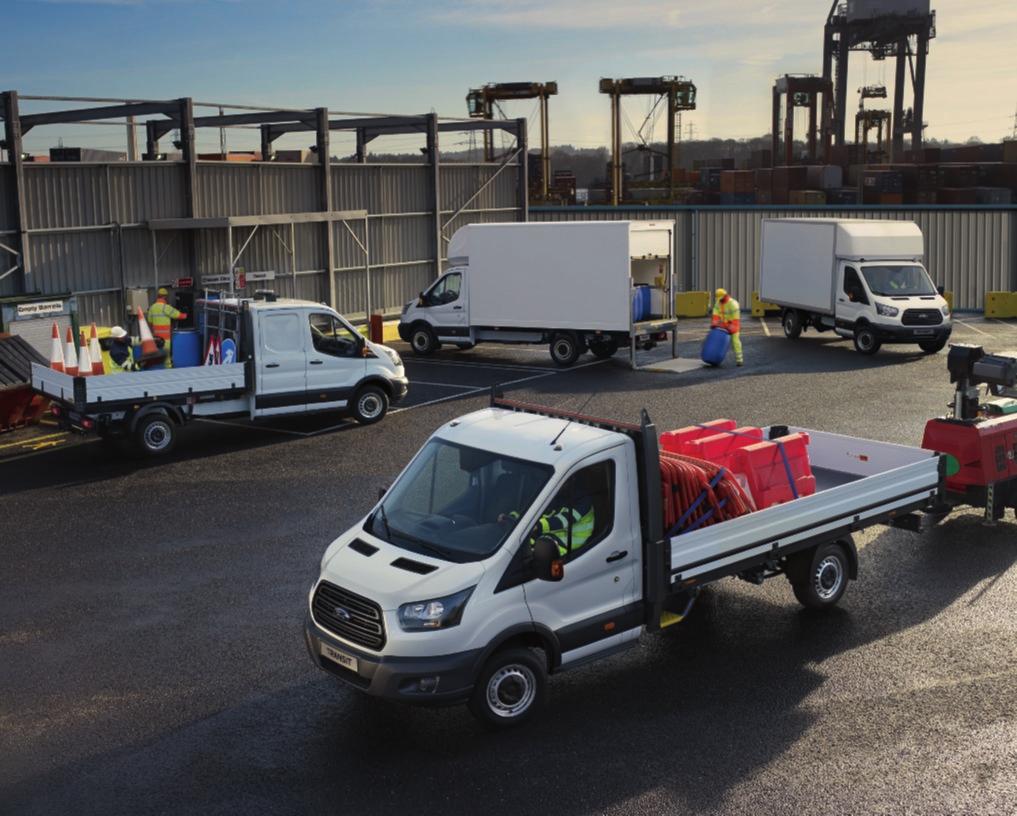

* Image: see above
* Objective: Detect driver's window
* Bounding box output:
[843,267,868,304]
[428,273,461,306]
[309,313,359,357]
[531,461,614,561]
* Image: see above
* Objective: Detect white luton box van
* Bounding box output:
[759,218,952,355]
[398,221,678,367]
[305,398,944,728]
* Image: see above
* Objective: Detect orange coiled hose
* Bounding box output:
[660,450,755,535]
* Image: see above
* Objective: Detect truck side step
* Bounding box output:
[659,610,686,628]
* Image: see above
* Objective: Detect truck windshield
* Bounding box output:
[861,265,937,297]
[367,439,553,563]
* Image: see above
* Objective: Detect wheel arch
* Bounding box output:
[471,623,561,677]
[127,402,184,433]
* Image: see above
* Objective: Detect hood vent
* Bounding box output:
[391,557,438,575]
[349,539,379,557]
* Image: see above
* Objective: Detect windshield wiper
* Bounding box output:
[389,525,457,560]
[376,502,393,540]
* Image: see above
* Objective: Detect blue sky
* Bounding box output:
[8,0,1017,155]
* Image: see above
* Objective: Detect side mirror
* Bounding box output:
[533,536,564,582]
[378,485,389,500]
[936,285,945,296]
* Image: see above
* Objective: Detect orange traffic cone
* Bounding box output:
[136,306,161,360]
[88,323,104,375]
[78,330,92,378]
[49,322,65,372]
[63,326,79,377]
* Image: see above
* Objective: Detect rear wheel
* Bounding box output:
[782,309,803,339]
[133,413,176,457]
[409,323,439,356]
[790,542,850,610]
[853,326,881,355]
[468,648,547,729]
[589,337,619,359]
[351,385,389,425]
[919,338,947,354]
[549,332,582,367]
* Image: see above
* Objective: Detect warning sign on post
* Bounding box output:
[16,300,63,318]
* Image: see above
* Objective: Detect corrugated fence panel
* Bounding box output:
[31,230,115,293]
[109,163,186,222]
[24,164,109,229]
[533,207,1015,311]
[371,214,432,267]
[440,163,519,212]
[195,163,259,217]
[273,271,328,304]
[331,164,431,214]
[74,291,121,328]
[259,164,318,215]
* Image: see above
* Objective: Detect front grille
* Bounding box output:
[312,581,386,650]
[901,308,943,326]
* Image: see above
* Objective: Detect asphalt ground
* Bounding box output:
[3,316,1017,815]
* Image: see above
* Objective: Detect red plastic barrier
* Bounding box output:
[683,426,763,469]
[660,419,735,455]
[733,432,816,509]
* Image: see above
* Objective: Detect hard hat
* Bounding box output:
[110,325,128,339]
[715,287,727,300]
[157,287,169,297]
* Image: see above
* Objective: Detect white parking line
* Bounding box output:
[409,380,478,389]
[955,320,991,336]
[759,318,771,337]
[405,358,549,373]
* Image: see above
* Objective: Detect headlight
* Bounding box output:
[398,587,474,631]
[381,346,402,367]
[875,302,899,318]
[401,301,411,315]
[941,305,951,316]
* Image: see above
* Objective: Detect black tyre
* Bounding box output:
[589,337,619,359]
[918,338,947,354]
[351,385,389,425]
[791,542,850,610]
[468,648,547,729]
[782,309,803,339]
[133,413,176,457]
[409,323,439,356]
[853,326,881,355]
[549,332,582,367]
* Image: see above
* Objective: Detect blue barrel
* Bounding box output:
[632,285,650,322]
[171,329,202,368]
[700,327,731,366]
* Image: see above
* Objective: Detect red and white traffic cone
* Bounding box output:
[77,330,92,378]
[49,322,65,372]
[88,323,104,375]
[63,326,79,377]
[136,307,161,360]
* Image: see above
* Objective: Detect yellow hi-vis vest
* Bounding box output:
[539,504,596,556]
[147,299,182,341]
[711,296,741,332]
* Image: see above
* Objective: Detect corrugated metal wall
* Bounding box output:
[0,158,522,323]
[532,206,1017,311]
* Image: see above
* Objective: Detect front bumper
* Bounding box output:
[872,323,952,343]
[304,615,480,705]
[390,376,409,404]
[397,322,411,343]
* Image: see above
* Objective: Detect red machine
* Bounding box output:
[921,344,1017,523]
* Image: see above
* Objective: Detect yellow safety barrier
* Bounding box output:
[751,291,781,318]
[985,292,1017,319]
[944,291,954,311]
[357,321,403,343]
[676,291,710,317]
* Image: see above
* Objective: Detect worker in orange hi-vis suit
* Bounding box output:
[147,287,187,367]
[711,288,743,366]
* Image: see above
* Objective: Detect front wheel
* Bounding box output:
[790,542,850,610]
[132,413,177,457]
[409,324,439,356]
[351,385,389,425]
[468,648,547,729]
[853,326,881,355]
[549,332,582,367]
[918,338,948,354]
[782,309,803,339]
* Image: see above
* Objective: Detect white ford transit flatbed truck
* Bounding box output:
[305,397,944,728]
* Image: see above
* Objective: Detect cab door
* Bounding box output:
[835,264,870,329]
[254,310,308,416]
[305,311,366,411]
[425,271,469,341]
[520,449,642,667]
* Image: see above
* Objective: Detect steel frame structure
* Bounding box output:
[599,77,696,206]
[822,2,936,159]
[466,82,556,200]
[771,74,834,167]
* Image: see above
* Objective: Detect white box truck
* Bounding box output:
[759,218,952,355]
[398,221,677,367]
[305,397,945,728]
[32,295,408,456]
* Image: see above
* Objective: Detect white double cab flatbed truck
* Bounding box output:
[305,397,945,728]
[398,220,679,368]
[31,295,408,456]
[759,217,953,355]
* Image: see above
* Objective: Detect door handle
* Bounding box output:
[837,299,846,303]
[453,305,463,310]
[309,360,323,365]
[606,550,628,563]
[265,363,280,368]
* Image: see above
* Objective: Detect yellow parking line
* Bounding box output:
[0,431,67,451]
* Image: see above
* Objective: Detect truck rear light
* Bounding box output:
[82,418,94,429]
[51,404,61,416]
